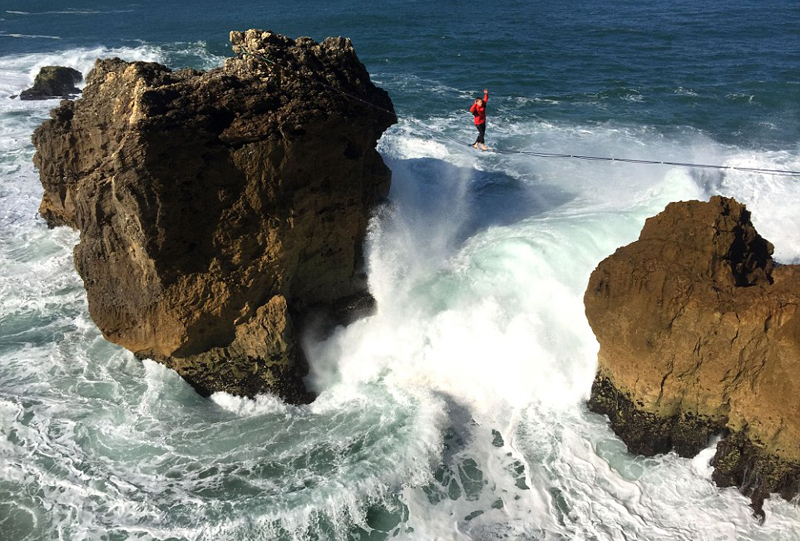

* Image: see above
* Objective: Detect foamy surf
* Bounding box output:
[2,27,800,540]
[0,43,226,103]
[310,115,800,539]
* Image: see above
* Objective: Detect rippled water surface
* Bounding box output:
[1,1,799,539]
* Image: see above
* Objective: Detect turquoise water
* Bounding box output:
[1,1,800,539]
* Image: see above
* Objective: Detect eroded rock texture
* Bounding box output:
[32,30,395,402]
[20,66,82,100]
[585,196,800,515]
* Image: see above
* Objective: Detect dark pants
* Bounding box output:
[474,122,486,144]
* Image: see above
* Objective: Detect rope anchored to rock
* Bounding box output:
[414,123,800,178]
[490,147,800,177]
[240,49,800,178]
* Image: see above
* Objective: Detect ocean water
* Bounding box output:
[1,1,800,539]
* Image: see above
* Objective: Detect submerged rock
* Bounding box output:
[20,66,82,100]
[32,30,395,402]
[585,196,800,516]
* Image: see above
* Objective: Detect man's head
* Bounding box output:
[475,98,484,106]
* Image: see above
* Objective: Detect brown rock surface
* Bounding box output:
[32,30,395,402]
[585,196,800,515]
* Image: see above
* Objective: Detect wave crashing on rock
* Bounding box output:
[32,29,396,403]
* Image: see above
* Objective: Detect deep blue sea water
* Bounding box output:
[1,1,800,540]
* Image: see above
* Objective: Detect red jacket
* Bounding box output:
[470,91,489,125]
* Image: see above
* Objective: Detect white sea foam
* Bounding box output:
[5,9,135,16]
[308,115,800,539]
[710,150,800,263]
[210,389,295,416]
[0,42,225,102]
[0,32,62,39]
[0,46,162,102]
[2,43,800,539]
[675,87,699,96]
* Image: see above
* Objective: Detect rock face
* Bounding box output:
[20,66,82,100]
[32,30,395,402]
[585,196,800,515]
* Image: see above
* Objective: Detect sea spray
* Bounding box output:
[2,22,800,539]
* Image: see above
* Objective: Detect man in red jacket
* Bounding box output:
[470,89,489,150]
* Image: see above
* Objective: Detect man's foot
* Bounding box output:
[473,143,479,149]
[480,144,488,151]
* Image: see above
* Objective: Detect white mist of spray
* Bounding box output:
[304,115,800,539]
[3,44,800,539]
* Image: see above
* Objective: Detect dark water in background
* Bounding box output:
[4,0,800,145]
[1,1,800,540]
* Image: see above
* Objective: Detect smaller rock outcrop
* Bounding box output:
[585,196,800,516]
[20,66,82,100]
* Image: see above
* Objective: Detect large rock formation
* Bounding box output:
[585,196,800,516]
[32,30,395,402]
[20,66,82,100]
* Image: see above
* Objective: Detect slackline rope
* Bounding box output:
[422,126,800,178]
[491,145,800,177]
[241,49,800,178]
